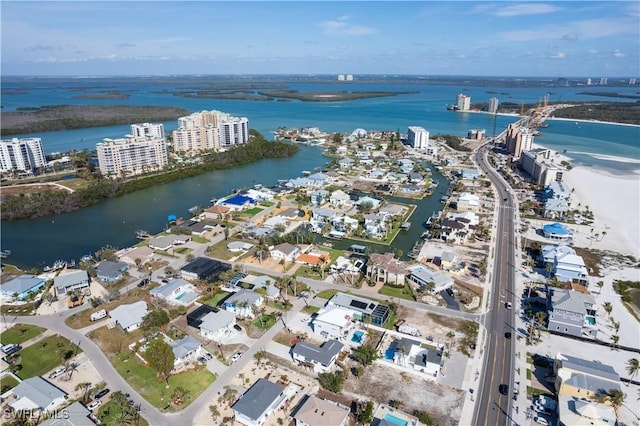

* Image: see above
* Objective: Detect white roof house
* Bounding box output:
[457,192,480,211]
[270,243,300,262]
[312,305,354,340]
[10,377,67,413]
[224,290,264,319]
[109,301,148,332]
[200,308,237,341]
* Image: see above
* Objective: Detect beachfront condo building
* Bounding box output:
[407,126,430,149]
[0,137,47,173]
[488,97,499,113]
[520,148,564,187]
[130,122,165,139]
[456,93,471,111]
[172,110,249,154]
[505,124,534,159]
[97,136,168,178]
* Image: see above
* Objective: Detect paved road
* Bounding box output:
[473,145,517,426]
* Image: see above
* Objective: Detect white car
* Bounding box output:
[48,367,67,379]
[87,400,102,411]
[533,416,549,426]
[231,352,242,363]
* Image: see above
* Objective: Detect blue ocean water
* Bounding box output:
[2,77,638,173]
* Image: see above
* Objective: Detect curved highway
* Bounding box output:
[472,144,518,426]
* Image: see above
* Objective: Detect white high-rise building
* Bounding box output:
[346,74,353,81]
[172,110,249,154]
[456,93,471,111]
[407,126,430,149]
[97,136,168,178]
[519,127,534,153]
[130,123,165,139]
[586,78,592,85]
[599,77,608,85]
[488,97,499,113]
[337,74,346,81]
[0,137,47,173]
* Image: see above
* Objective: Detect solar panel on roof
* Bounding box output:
[350,300,368,310]
[369,303,375,309]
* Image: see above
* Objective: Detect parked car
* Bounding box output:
[533,416,549,425]
[231,352,242,363]
[1,343,22,356]
[93,388,110,399]
[197,356,207,364]
[48,367,67,379]
[505,302,512,309]
[233,324,242,332]
[204,352,213,361]
[87,400,102,411]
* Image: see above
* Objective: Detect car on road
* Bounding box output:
[533,416,549,425]
[161,279,169,284]
[231,352,242,363]
[48,367,67,379]
[87,400,102,411]
[233,324,242,332]
[93,388,110,399]
[505,302,512,309]
[505,332,512,339]
[498,384,508,395]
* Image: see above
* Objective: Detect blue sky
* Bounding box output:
[2,1,638,77]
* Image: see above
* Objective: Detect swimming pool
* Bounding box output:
[385,348,395,360]
[175,292,187,300]
[351,330,364,343]
[384,413,408,426]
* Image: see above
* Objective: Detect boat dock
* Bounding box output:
[135,230,151,239]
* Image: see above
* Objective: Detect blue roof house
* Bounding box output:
[218,195,256,211]
[542,223,573,241]
[0,275,46,301]
[95,261,129,282]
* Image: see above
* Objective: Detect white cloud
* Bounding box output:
[492,4,561,17]
[588,49,598,54]
[318,17,377,36]
[561,33,577,41]
[549,52,566,59]
[612,49,625,58]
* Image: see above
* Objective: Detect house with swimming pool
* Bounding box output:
[150,278,199,306]
[327,292,390,327]
[384,336,444,377]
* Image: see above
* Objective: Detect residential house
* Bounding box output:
[408,266,454,293]
[363,213,387,238]
[118,246,154,266]
[461,168,481,180]
[227,241,254,252]
[310,189,329,206]
[439,218,469,244]
[330,256,364,275]
[378,203,406,218]
[170,335,202,367]
[245,188,275,202]
[0,275,46,301]
[150,278,198,306]
[547,288,597,337]
[542,222,573,241]
[232,378,287,426]
[554,352,621,403]
[447,211,479,227]
[557,395,616,426]
[292,395,350,426]
[408,172,425,184]
[291,339,343,373]
[201,204,230,220]
[263,215,288,230]
[109,301,148,332]
[457,193,480,212]
[187,304,237,341]
[540,244,576,265]
[330,215,359,234]
[311,207,339,229]
[366,252,407,286]
[186,220,218,236]
[270,243,300,262]
[217,194,256,211]
[40,401,93,426]
[147,235,190,251]
[543,197,570,219]
[439,251,457,271]
[328,292,390,326]
[239,275,280,299]
[10,377,67,413]
[356,195,381,210]
[181,257,229,282]
[296,253,329,269]
[329,190,351,207]
[224,290,264,318]
[554,251,588,284]
[95,261,129,282]
[312,305,355,340]
[307,172,329,186]
[338,158,353,169]
[387,337,443,377]
[54,270,90,294]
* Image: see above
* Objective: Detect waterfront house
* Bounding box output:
[363,213,387,238]
[554,352,621,403]
[10,377,67,413]
[118,246,154,266]
[291,339,343,374]
[170,335,202,367]
[232,378,287,426]
[447,211,479,226]
[147,235,175,251]
[330,215,359,234]
[292,395,350,426]
[356,195,381,210]
[150,278,198,306]
[557,395,616,426]
[553,251,588,284]
[224,290,263,318]
[366,252,407,286]
[542,222,573,241]
[217,194,256,211]
[95,261,129,282]
[245,187,275,202]
[109,301,148,332]
[0,275,46,301]
[330,256,364,275]
[201,204,230,220]
[440,218,469,244]
[338,157,353,168]
[308,172,329,186]
[457,192,480,212]
[270,243,300,262]
[186,220,218,236]
[54,270,90,294]
[547,288,597,337]
[408,266,454,293]
[378,203,406,218]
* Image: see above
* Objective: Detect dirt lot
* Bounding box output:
[343,363,465,426]
[394,304,476,349]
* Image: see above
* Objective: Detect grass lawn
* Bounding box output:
[204,240,240,261]
[97,400,150,426]
[302,305,320,315]
[191,235,209,244]
[1,302,36,316]
[378,284,416,301]
[173,247,192,255]
[259,201,275,207]
[316,289,338,300]
[112,352,215,411]
[266,301,291,311]
[252,314,278,330]
[16,335,82,379]
[241,207,264,216]
[202,291,231,307]
[0,374,20,393]
[0,324,45,345]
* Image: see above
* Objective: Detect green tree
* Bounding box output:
[626,358,640,384]
[351,344,379,367]
[171,386,191,406]
[95,245,118,261]
[141,309,170,331]
[358,400,374,424]
[144,338,175,382]
[603,302,613,317]
[608,388,626,422]
[209,404,220,422]
[414,410,435,426]
[318,371,345,393]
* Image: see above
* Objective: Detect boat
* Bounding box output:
[0,249,11,259]
[408,241,422,259]
[322,241,333,248]
[44,259,66,272]
[135,230,151,239]
[400,222,411,231]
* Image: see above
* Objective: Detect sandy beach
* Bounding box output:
[533,143,640,257]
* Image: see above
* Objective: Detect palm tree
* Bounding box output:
[209,405,220,421]
[610,334,620,351]
[603,302,613,317]
[626,358,640,385]
[608,388,626,422]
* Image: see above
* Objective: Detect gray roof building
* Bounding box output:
[109,301,148,331]
[232,378,285,424]
[0,275,46,299]
[226,289,262,306]
[95,261,128,281]
[11,376,67,411]
[292,339,343,367]
[329,292,390,326]
[170,335,201,360]
[40,401,94,426]
[54,270,90,293]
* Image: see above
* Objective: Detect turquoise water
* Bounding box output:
[175,292,187,301]
[352,330,365,343]
[385,348,396,360]
[384,413,409,426]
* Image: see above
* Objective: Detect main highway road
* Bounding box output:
[473,143,518,426]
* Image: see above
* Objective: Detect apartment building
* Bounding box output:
[172,110,249,154]
[97,136,168,177]
[488,97,499,113]
[0,137,47,173]
[456,93,471,111]
[130,122,165,139]
[506,124,534,159]
[407,126,430,149]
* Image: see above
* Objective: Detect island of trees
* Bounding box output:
[0,131,299,220]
